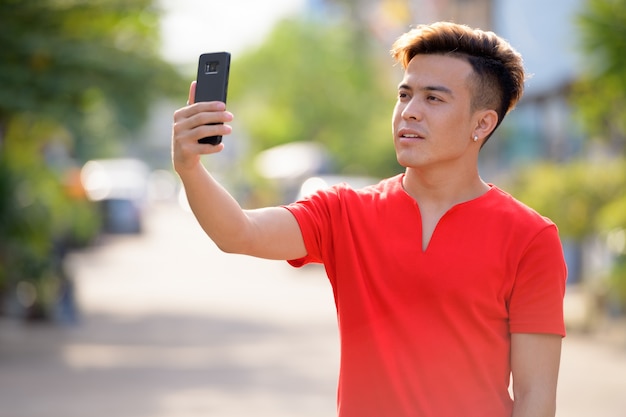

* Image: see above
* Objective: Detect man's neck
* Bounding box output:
[402,166,489,210]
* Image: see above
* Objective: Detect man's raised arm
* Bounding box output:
[171,82,306,261]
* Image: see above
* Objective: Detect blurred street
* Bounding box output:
[1,201,625,417]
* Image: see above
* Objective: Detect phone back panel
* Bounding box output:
[194,52,230,144]
[195,52,230,103]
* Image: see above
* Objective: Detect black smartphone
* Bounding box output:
[195,52,231,145]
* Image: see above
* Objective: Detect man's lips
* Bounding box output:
[397,128,425,140]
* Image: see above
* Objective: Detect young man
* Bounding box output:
[172,22,566,417]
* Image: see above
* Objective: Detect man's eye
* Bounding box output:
[398,92,408,99]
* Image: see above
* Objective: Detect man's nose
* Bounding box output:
[401,99,422,121]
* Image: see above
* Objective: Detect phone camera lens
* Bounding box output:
[206,61,219,74]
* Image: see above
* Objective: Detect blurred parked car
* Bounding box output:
[80,158,150,234]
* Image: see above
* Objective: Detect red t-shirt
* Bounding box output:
[284,174,566,417]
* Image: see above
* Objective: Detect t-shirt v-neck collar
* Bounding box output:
[394,175,496,252]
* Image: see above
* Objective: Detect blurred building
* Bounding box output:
[305,0,492,41]
[409,0,493,28]
[492,0,586,164]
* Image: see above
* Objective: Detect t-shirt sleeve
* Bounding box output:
[508,224,567,336]
[282,190,334,267]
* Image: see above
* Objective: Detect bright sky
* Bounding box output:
[158,0,307,66]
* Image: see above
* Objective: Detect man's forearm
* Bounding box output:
[511,381,558,417]
[177,162,252,253]
[512,396,556,417]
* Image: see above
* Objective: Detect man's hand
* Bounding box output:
[171,81,234,174]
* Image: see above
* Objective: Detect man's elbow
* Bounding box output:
[213,236,252,255]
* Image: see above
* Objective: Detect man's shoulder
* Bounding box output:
[487,185,556,229]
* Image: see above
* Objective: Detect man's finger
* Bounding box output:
[188,80,197,105]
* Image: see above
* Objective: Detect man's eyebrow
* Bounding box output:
[398,83,454,96]
[422,85,453,96]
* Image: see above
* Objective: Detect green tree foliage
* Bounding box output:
[0,0,182,158]
[229,18,401,177]
[0,0,181,319]
[507,158,626,310]
[570,0,626,308]
[508,159,626,240]
[0,116,101,318]
[573,0,626,150]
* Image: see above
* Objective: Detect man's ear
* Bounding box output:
[473,109,499,140]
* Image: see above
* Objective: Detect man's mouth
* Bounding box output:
[398,129,425,140]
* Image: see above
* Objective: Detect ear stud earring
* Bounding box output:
[473,135,479,142]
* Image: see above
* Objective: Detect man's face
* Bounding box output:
[392,54,479,170]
